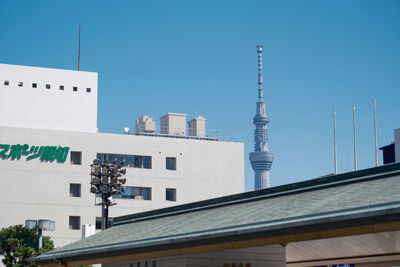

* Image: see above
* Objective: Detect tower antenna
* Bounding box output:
[249,45,274,189]
[78,25,81,71]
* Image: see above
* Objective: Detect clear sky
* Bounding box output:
[1,0,399,191]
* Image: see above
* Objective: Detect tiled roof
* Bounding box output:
[32,162,400,264]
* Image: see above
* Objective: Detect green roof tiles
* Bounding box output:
[32,162,400,264]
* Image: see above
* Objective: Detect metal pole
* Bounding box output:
[105,204,109,229]
[373,99,378,166]
[333,110,337,174]
[78,25,81,71]
[38,228,43,250]
[101,195,106,230]
[353,105,357,171]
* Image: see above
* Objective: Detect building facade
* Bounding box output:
[0,63,244,248]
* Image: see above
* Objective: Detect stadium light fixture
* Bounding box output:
[90,156,126,230]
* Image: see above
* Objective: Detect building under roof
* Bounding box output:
[32,162,400,267]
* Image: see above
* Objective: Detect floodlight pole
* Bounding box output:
[90,157,126,231]
[101,195,109,230]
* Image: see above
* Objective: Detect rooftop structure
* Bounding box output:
[249,46,274,189]
[380,128,400,164]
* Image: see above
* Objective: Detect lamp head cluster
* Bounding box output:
[90,157,127,197]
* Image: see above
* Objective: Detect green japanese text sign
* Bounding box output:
[0,144,70,163]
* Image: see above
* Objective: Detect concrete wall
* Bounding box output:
[103,245,286,267]
[0,126,244,247]
[395,128,400,163]
[0,64,98,132]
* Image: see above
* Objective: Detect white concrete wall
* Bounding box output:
[0,126,244,247]
[103,245,286,267]
[0,64,98,132]
[395,128,400,162]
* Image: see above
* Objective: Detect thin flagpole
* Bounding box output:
[353,105,357,171]
[78,25,81,71]
[373,99,378,166]
[333,110,337,174]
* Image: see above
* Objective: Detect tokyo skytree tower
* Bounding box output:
[249,45,274,189]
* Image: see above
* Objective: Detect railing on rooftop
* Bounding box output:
[97,126,238,142]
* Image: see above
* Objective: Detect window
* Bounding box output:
[70,183,81,197]
[73,86,78,92]
[95,217,101,230]
[95,217,113,230]
[59,85,64,90]
[4,80,9,86]
[166,188,176,201]
[142,157,151,169]
[18,82,23,87]
[70,151,82,165]
[32,83,37,88]
[97,153,152,169]
[166,157,176,170]
[113,186,151,200]
[86,88,91,93]
[46,84,50,89]
[69,216,80,230]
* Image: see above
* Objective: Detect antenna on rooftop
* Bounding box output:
[78,25,81,71]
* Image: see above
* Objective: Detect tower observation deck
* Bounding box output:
[249,45,274,189]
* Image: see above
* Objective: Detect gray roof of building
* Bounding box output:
[32,162,400,264]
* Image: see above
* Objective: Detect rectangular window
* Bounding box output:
[46,84,50,89]
[166,188,176,201]
[113,186,151,200]
[70,151,82,165]
[59,85,64,90]
[95,217,113,230]
[69,183,81,197]
[95,217,101,230]
[166,157,176,170]
[73,86,78,92]
[18,82,23,87]
[86,88,91,93]
[4,80,9,86]
[97,153,151,169]
[32,83,37,88]
[69,216,80,230]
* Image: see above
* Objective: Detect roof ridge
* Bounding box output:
[113,162,400,226]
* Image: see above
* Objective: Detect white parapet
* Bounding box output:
[395,128,400,162]
[0,63,98,133]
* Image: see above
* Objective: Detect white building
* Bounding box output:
[0,63,244,247]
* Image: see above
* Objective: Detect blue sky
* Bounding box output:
[1,0,399,190]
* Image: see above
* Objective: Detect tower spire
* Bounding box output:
[249,45,274,189]
[257,45,263,102]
